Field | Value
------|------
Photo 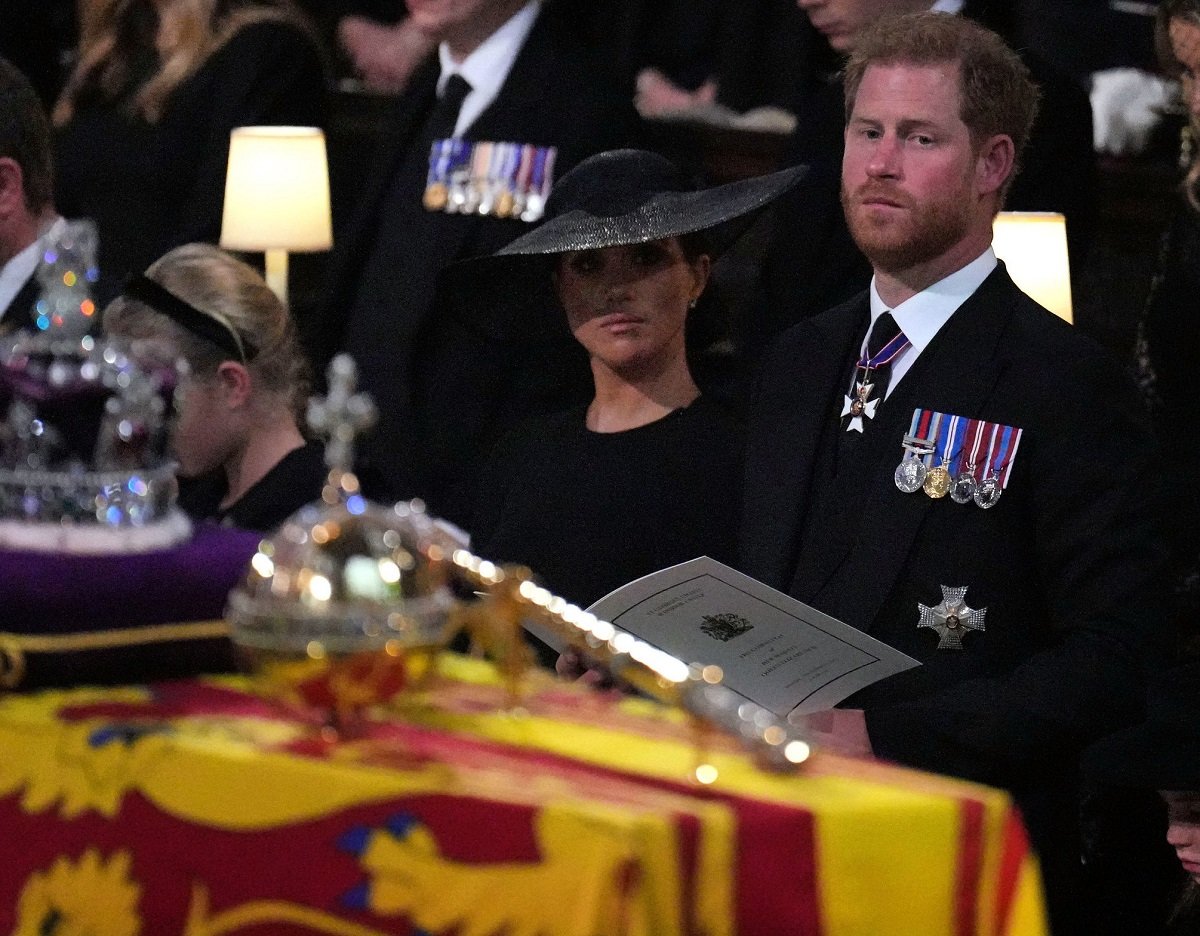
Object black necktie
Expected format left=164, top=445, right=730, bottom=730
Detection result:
left=862, top=310, right=902, bottom=403
left=427, top=73, right=473, bottom=140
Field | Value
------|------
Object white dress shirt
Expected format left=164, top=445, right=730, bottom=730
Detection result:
left=437, top=1, right=541, bottom=137
left=0, top=216, right=65, bottom=324
left=861, top=246, right=998, bottom=397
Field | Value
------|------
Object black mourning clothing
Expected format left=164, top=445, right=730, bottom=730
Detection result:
left=177, top=440, right=327, bottom=533
left=472, top=397, right=744, bottom=662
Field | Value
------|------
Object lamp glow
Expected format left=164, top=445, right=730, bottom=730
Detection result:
left=220, top=126, right=333, bottom=306
left=991, top=212, right=1073, bottom=324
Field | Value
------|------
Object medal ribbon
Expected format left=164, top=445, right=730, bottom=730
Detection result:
left=426, top=138, right=455, bottom=188
left=540, top=146, right=558, bottom=197
left=497, top=142, right=519, bottom=211
left=959, top=418, right=986, bottom=479
left=515, top=144, right=536, bottom=199
left=522, top=147, right=552, bottom=221
left=988, top=423, right=1022, bottom=488
left=471, top=142, right=492, bottom=185
left=938, top=413, right=967, bottom=469
left=856, top=329, right=911, bottom=373
left=905, top=408, right=937, bottom=459
left=909, top=410, right=948, bottom=467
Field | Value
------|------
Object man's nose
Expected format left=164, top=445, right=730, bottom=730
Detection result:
left=866, top=135, right=902, bottom=178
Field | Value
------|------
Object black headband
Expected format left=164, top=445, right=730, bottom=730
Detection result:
left=121, top=275, right=257, bottom=363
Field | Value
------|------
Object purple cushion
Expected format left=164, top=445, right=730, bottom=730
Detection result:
left=0, top=524, right=261, bottom=689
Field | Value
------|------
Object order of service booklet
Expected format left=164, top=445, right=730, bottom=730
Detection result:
left=524, top=556, right=919, bottom=720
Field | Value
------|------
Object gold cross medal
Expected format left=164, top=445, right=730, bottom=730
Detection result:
left=918, top=585, right=986, bottom=650
left=841, top=380, right=878, bottom=433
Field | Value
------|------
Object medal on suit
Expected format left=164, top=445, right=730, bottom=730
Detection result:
left=949, top=418, right=984, bottom=503
left=423, top=139, right=458, bottom=212
left=974, top=422, right=1020, bottom=509
left=974, top=475, right=1001, bottom=509
left=923, top=465, right=950, bottom=498
left=841, top=380, right=878, bottom=433
left=949, top=468, right=977, bottom=503
left=461, top=141, right=491, bottom=214
left=894, top=409, right=941, bottom=493
left=894, top=430, right=934, bottom=492
left=520, top=146, right=556, bottom=222
left=424, top=140, right=557, bottom=221
left=918, top=585, right=987, bottom=650
left=842, top=329, right=910, bottom=433
left=923, top=413, right=966, bottom=499
left=897, top=410, right=1023, bottom=507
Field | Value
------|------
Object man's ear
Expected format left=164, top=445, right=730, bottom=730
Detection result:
left=215, top=360, right=253, bottom=409
left=975, top=134, right=1015, bottom=198
left=0, top=158, right=24, bottom=218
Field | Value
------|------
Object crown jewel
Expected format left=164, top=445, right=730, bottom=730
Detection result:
left=0, top=221, right=188, bottom=552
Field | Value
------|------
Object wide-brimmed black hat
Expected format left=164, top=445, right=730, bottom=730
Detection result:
left=1084, top=658, right=1200, bottom=789
left=491, top=148, right=806, bottom=258
left=438, top=149, right=806, bottom=343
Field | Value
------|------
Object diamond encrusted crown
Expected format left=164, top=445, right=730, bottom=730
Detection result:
left=0, top=221, right=188, bottom=551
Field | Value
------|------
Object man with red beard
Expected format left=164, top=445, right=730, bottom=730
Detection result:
left=740, top=14, right=1166, bottom=934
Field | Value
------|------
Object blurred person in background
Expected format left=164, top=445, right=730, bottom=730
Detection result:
left=52, top=0, right=326, bottom=291
left=304, top=0, right=640, bottom=525
left=1134, top=0, right=1200, bottom=652
left=0, top=56, right=65, bottom=334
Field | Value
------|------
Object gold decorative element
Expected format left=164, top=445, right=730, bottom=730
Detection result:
left=0, top=635, right=26, bottom=689
left=0, top=621, right=229, bottom=691
left=0, top=620, right=229, bottom=655
left=353, top=808, right=651, bottom=935
left=184, top=884, right=389, bottom=936
left=922, top=465, right=951, bottom=499
left=12, top=848, right=142, bottom=936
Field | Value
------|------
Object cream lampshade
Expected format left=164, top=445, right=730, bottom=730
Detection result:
left=991, top=211, right=1073, bottom=324
left=220, top=126, right=333, bottom=306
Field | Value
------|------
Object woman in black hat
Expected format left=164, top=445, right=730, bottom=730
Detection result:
left=467, top=149, right=802, bottom=664
left=1084, top=659, right=1200, bottom=934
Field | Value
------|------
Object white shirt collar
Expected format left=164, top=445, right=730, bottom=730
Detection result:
left=864, top=246, right=997, bottom=395
left=437, top=0, right=540, bottom=137
left=930, top=0, right=965, bottom=12
left=0, top=216, right=65, bottom=324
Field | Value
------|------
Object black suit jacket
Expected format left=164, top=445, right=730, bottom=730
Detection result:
left=305, top=7, right=639, bottom=520
left=741, top=266, right=1167, bottom=925
left=0, top=272, right=39, bottom=337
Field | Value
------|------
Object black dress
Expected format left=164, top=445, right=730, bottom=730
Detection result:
left=471, top=396, right=745, bottom=619
left=177, top=440, right=327, bottom=532
left=53, top=15, right=325, bottom=288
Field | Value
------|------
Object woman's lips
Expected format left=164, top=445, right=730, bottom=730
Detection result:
left=595, top=312, right=643, bottom=331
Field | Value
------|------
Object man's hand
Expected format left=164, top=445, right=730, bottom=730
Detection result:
left=634, top=68, right=717, bottom=118
left=792, top=708, right=873, bottom=758
left=339, top=17, right=436, bottom=94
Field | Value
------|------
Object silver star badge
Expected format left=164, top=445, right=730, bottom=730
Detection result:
left=841, top=381, right=878, bottom=433
left=918, top=585, right=986, bottom=650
